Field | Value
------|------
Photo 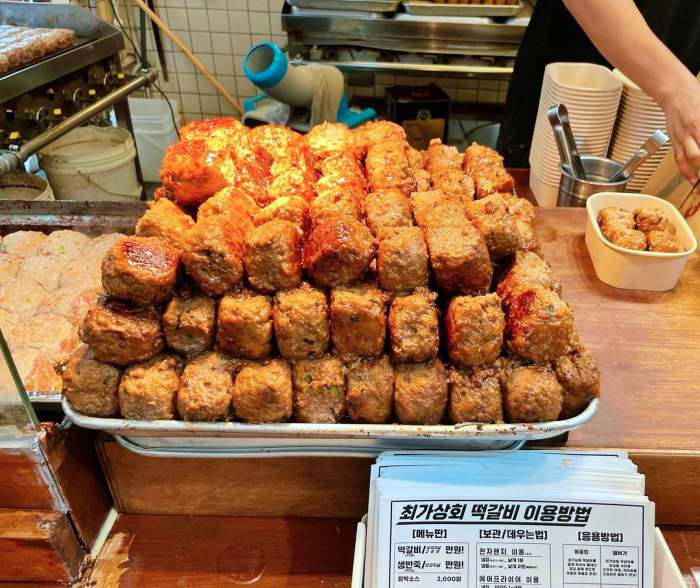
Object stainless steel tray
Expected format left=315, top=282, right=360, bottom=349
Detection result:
left=403, top=1, right=522, bottom=17
left=63, top=397, right=599, bottom=456
left=287, top=0, right=401, bottom=13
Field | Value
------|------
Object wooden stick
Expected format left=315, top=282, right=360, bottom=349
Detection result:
left=131, top=0, right=244, bottom=115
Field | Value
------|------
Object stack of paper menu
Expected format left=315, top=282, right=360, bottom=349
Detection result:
left=365, top=451, right=654, bottom=588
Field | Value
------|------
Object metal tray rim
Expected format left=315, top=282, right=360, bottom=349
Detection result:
left=402, top=0, right=523, bottom=18
left=62, top=397, right=598, bottom=440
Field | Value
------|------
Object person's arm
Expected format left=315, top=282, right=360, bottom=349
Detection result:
left=563, top=0, right=700, bottom=182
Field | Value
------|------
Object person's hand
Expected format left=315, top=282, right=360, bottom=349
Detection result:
left=660, top=76, right=700, bottom=184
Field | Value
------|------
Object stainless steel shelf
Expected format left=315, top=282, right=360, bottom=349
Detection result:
left=296, top=59, right=513, bottom=78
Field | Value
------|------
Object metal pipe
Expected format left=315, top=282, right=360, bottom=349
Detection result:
left=0, top=69, right=157, bottom=176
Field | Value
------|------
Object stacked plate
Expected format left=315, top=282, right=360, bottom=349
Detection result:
left=529, top=62, right=622, bottom=206
left=609, top=69, right=669, bottom=192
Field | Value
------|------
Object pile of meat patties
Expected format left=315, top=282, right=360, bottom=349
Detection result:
left=598, top=206, right=683, bottom=253
left=63, top=118, right=599, bottom=426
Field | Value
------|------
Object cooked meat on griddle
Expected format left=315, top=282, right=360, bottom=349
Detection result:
left=232, top=360, right=293, bottom=423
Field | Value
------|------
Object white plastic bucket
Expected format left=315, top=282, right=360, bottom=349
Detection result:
left=0, top=172, right=54, bottom=201
left=128, top=97, right=181, bottom=183
left=38, top=126, right=142, bottom=201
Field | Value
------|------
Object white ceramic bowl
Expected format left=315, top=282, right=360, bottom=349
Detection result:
left=585, top=193, right=698, bottom=291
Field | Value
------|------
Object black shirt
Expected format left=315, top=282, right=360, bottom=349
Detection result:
left=496, top=0, right=700, bottom=167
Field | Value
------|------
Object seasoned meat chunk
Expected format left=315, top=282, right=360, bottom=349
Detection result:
left=244, top=220, right=303, bottom=293
left=365, top=141, right=416, bottom=196
left=506, top=287, right=575, bottom=361
left=180, top=117, right=247, bottom=142
left=102, top=236, right=179, bottom=305
left=597, top=207, right=636, bottom=232
left=306, top=122, right=358, bottom=162
left=635, top=208, right=676, bottom=234
left=119, top=354, right=183, bottom=420
left=330, top=284, right=387, bottom=358
left=310, top=189, right=364, bottom=224
left=376, top=226, right=429, bottom=293
left=408, top=147, right=425, bottom=171
left=500, top=361, right=563, bottom=422
left=216, top=290, right=272, bottom=359
left=364, top=189, right=413, bottom=234
left=606, top=227, right=647, bottom=250
left=410, top=189, right=462, bottom=228
left=0, top=253, right=21, bottom=281
left=177, top=351, right=235, bottom=421
left=497, top=251, right=563, bottom=306
left=196, top=186, right=260, bottom=222
left=0, top=230, right=46, bottom=257
left=449, top=365, right=503, bottom=424
left=394, top=359, right=448, bottom=425
left=273, top=284, right=329, bottom=360
left=353, top=120, right=407, bottom=157
left=446, top=294, right=505, bottom=367
left=292, top=356, right=345, bottom=423
left=162, top=294, right=216, bottom=357
left=182, top=215, right=246, bottom=296
left=254, top=196, right=311, bottom=235
left=425, top=221, right=493, bottom=295
left=506, top=196, right=541, bottom=254
left=646, top=230, right=682, bottom=253
left=81, top=300, right=164, bottom=366
left=413, top=169, right=432, bottom=192
left=318, top=152, right=366, bottom=188
left=425, top=139, right=462, bottom=176
left=465, top=193, right=520, bottom=260
left=135, top=198, right=194, bottom=251
left=388, top=288, right=439, bottom=363
left=62, top=345, right=121, bottom=417
left=233, top=360, right=293, bottom=423
left=269, top=166, right=317, bottom=204
left=346, top=356, right=394, bottom=424
left=160, top=138, right=232, bottom=208
left=431, top=169, right=475, bottom=203
left=463, top=143, right=515, bottom=199
left=304, top=217, right=376, bottom=287
left=555, top=346, right=600, bottom=419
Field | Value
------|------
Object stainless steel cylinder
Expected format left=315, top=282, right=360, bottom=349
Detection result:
left=558, top=155, right=628, bottom=207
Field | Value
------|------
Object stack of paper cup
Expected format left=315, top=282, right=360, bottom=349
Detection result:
left=529, top=62, right=623, bottom=207
left=609, top=69, right=669, bottom=192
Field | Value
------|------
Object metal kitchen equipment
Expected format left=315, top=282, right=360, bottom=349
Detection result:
left=62, top=397, right=598, bottom=456
left=558, top=155, right=628, bottom=207
left=608, top=130, right=668, bottom=183
left=0, top=2, right=155, bottom=178
left=403, top=1, right=523, bottom=17
left=548, top=104, right=587, bottom=180
left=282, top=3, right=524, bottom=79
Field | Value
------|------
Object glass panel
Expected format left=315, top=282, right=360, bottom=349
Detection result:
left=0, top=328, right=39, bottom=438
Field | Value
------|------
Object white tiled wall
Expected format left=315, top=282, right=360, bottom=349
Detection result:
left=115, top=0, right=508, bottom=123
